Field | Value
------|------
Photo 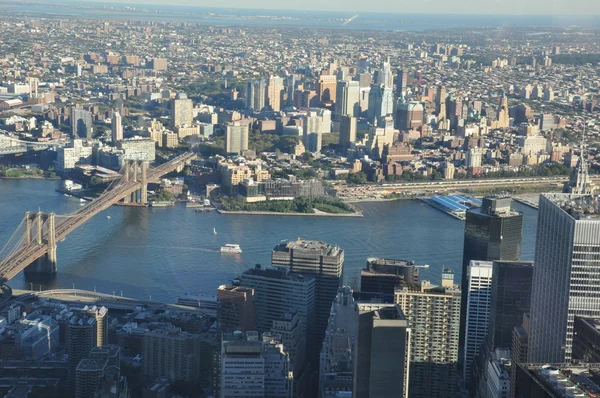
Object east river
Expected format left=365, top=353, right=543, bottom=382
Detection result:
left=0, top=179, right=538, bottom=303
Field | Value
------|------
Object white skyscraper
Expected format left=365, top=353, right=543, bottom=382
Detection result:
left=464, top=260, right=493, bottom=383
left=335, top=80, right=360, bottom=118
left=111, top=111, right=123, bottom=145
left=528, top=193, right=600, bottom=363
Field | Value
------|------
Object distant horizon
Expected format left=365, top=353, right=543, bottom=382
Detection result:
left=47, top=0, right=600, bottom=16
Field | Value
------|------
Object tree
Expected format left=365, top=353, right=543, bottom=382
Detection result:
left=347, top=171, right=367, bottom=184
left=89, top=176, right=103, bottom=187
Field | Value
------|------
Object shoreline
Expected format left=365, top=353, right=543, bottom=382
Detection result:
left=1, top=176, right=61, bottom=180
left=217, top=209, right=364, bottom=218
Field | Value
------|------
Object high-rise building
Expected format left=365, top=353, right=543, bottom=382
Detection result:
left=395, top=270, right=461, bottom=398
left=302, top=108, right=331, bottom=153
left=354, top=303, right=411, bottom=398
left=361, top=257, right=419, bottom=296
left=246, top=79, right=266, bottom=112
left=367, top=84, right=383, bottom=119
left=335, top=80, right=360, bottom=118
left=319, top=287, right=356, bottom=398
left=272, top=239, right=344, bottom=357
left=436, top=86, right=447, bottom=120
left=170, top=92, right=193, bottom=128
left=396, top=69, right=408, bottom=97
left=111, top=110, right=123, bottom=145
left=225, top=121, right=249, bottom=154
left=267, top=75, right=285, bottom=111
left=466, top=148, right=483, bottom=169
left=239, top=265, right=315, bottom=359
left=317, top=74, right=337, bottom=103
left=216, top=285, right=256, bottom=333
left=395, top=101, right=424, bottom=131
left=510, top=314, right=530, bottom=398
left=75, top=345, right=122, bottom=398
left=488, top=261, right=533, bottom=350
left=573, top=317, right=600, bottom=363
left=464, top=260, right=494, bottom=384
left=220, top=331, right=293, bottom=398
left=528, top=193, right=600, bottom=363
left=272, top=312, right=309, bottom=398
left=339, top=115, right=357, bottom=148
left=287, top=75, right=297, bottom=107
left=460, top=197, right=523, bottom=359
left=67, top=306, right=108, bottom=384
left=71, top=107, right=93, bottom=138
left=142, top=328, right=202, bottom=382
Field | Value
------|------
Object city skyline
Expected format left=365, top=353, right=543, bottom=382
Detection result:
left=66, top=0, right=600, bottom=16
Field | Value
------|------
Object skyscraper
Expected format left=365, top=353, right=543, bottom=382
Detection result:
left=361, top=257, right=419, bottom=296
left=464, top=261, right=494, bottom=384
left=216, top=285, right=257, bottom=333
left=246, top=79, right=266, bottom=112
left=272, top=239, right=344, bottom=357
left=488, top=261, right=533, bottom=350
left=394, top=270, right=461, bottom=398
left=220, top=331, right=293, bottom=398
left=335, top=80, right=360, bottom=118
left=319, top=287, right=356, bottom=398
left=71, top=106, right=93, bottom=138
left=225, top=122, right=249, bottom=154
left=302, top=108, right=331, bottom=153
left=354, top=303, right=411, bottom=398
left=267, top=75, right=284, bottom=111
left=111, top=110, right=123, bottom=145
left=528, top=193, right=600, bottom=363
left=396, top=69, right=408, bottom=97
left=339, top=114, right=357, bottom=148
left=460, top=197, right=523, bottom=359
left=395, top=101, right=424, bottom=131
left=142, top=328, right=202, bottom=382
left=317, top=74, right=337, bottom=104
left=170, top=92, right=193, bottom=128
left=67, top=306, right=108, bottom=385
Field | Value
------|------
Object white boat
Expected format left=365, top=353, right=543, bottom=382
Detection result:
left=79, top=198, right=86, bottom=202
left=106, top=215, right=111, bottom=219
left=220, top=244, right=242, bottom=254
left=213, top=227, right=217, bottom=235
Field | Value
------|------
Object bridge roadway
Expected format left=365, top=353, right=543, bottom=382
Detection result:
left=0, top=152, right=196, bottom=282
left=8, top=288, right=209, bottom=315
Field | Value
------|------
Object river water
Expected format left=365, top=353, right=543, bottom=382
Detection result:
left=0, top=179, right=538, bottom=302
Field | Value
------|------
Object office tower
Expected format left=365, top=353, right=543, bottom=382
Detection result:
left=317, top=74, right=337, bottom=103
left=67, top=306, right=108, bottom=383
left=483, top=349, right=512, bottom=398
left=435, top=86, right=447, bottom=119
left=216, top=285, right=257, bottom=333
left=246, top=79, right=267, bottom=112
left=510, top=314, right=530, bottom=398
left=380, top=87, right=395, bottom=117
left=395, top=101, right=424, bottom=130
left=573, top=317, right=600, bottom=362
left=220, top=331, right=293, bottom=398
left=367, top=84, right=383, bottom=119
left=142, top=328, right=202, bottom=382
left=239, top=265, right=315, bottom=362
left=272, top=239, right=344, bottom=356
left=339, top=115, right=357, bottom=148
left=302, top=108, right=331, bottom=153
left=361, top=257, right=419, bottom=296
left=319, top=287, right=356, bottom=398
left=354, top=303, right=411, bottom=398
left=225, top=122, right=249, bottom=154
left=335, top=80, right=360, bottom=118
left=396, top=69, right=408, bottom=97
left=488, top=261, right=533, bottom=350
left=71, top=106, right=93, bottom=138
left=170, top=92, right=193, bottom=128
left=378, top=58, right=394, bottom=89
left=111, top=110, right=123, bottom=145
left=267, top=75, right=284, bottom=111
left=460, top=197, right=523, bottom=358
left=287, top=75, right=296, bottom=107
left=528, top=193, right=600, bottom=363
left=464, top=260, right=494, bottom=383
left=272, top=313, right=309, bottom=398
left=497, top=95, right=510, bottom=128
left=358, top=72, right=372, bottom=88
left=395, top=270, right=461, bottom=398
left=359, top=86, right=371, bottom=116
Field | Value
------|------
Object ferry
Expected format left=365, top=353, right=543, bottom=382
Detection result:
left=220, top=244, right=242, bottom=254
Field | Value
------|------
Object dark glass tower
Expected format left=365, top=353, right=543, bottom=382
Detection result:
left=488, top=261, right=533, bottom=349
left=459, top=197, right=523, bottom=362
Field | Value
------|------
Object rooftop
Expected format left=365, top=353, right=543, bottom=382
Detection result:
left=76, top=358, right=106, bottom=372
left=545, top=193, right=600, bottom=220
left=274, top=238, right=342, bottom=257
left=242, top=265, right=314, bottom=283
left=524, top=364, right=600, bottom=397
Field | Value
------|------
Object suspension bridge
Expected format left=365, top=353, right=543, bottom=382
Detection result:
left=0, top=132, right=67, bottom=155
left=0, top=152, right=196, bottom=283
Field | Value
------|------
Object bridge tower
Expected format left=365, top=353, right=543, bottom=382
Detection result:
left=23, top=211, right=57, bottom=275
left=122, top=160, right=149, bottom=205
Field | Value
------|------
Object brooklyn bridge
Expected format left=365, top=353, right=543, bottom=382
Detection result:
left=0, top=152, right=195, bottom=283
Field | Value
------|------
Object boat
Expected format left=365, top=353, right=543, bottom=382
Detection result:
left=106, top=215, right=111, bottom=219
left=220, top=244, right=242, bottom=254
left=213, top=227, right=217, bottom=235
left=79, top=198, right=86, bottom=202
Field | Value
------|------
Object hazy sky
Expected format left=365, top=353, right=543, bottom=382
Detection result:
left=83, top=0, right=600, bottom=15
